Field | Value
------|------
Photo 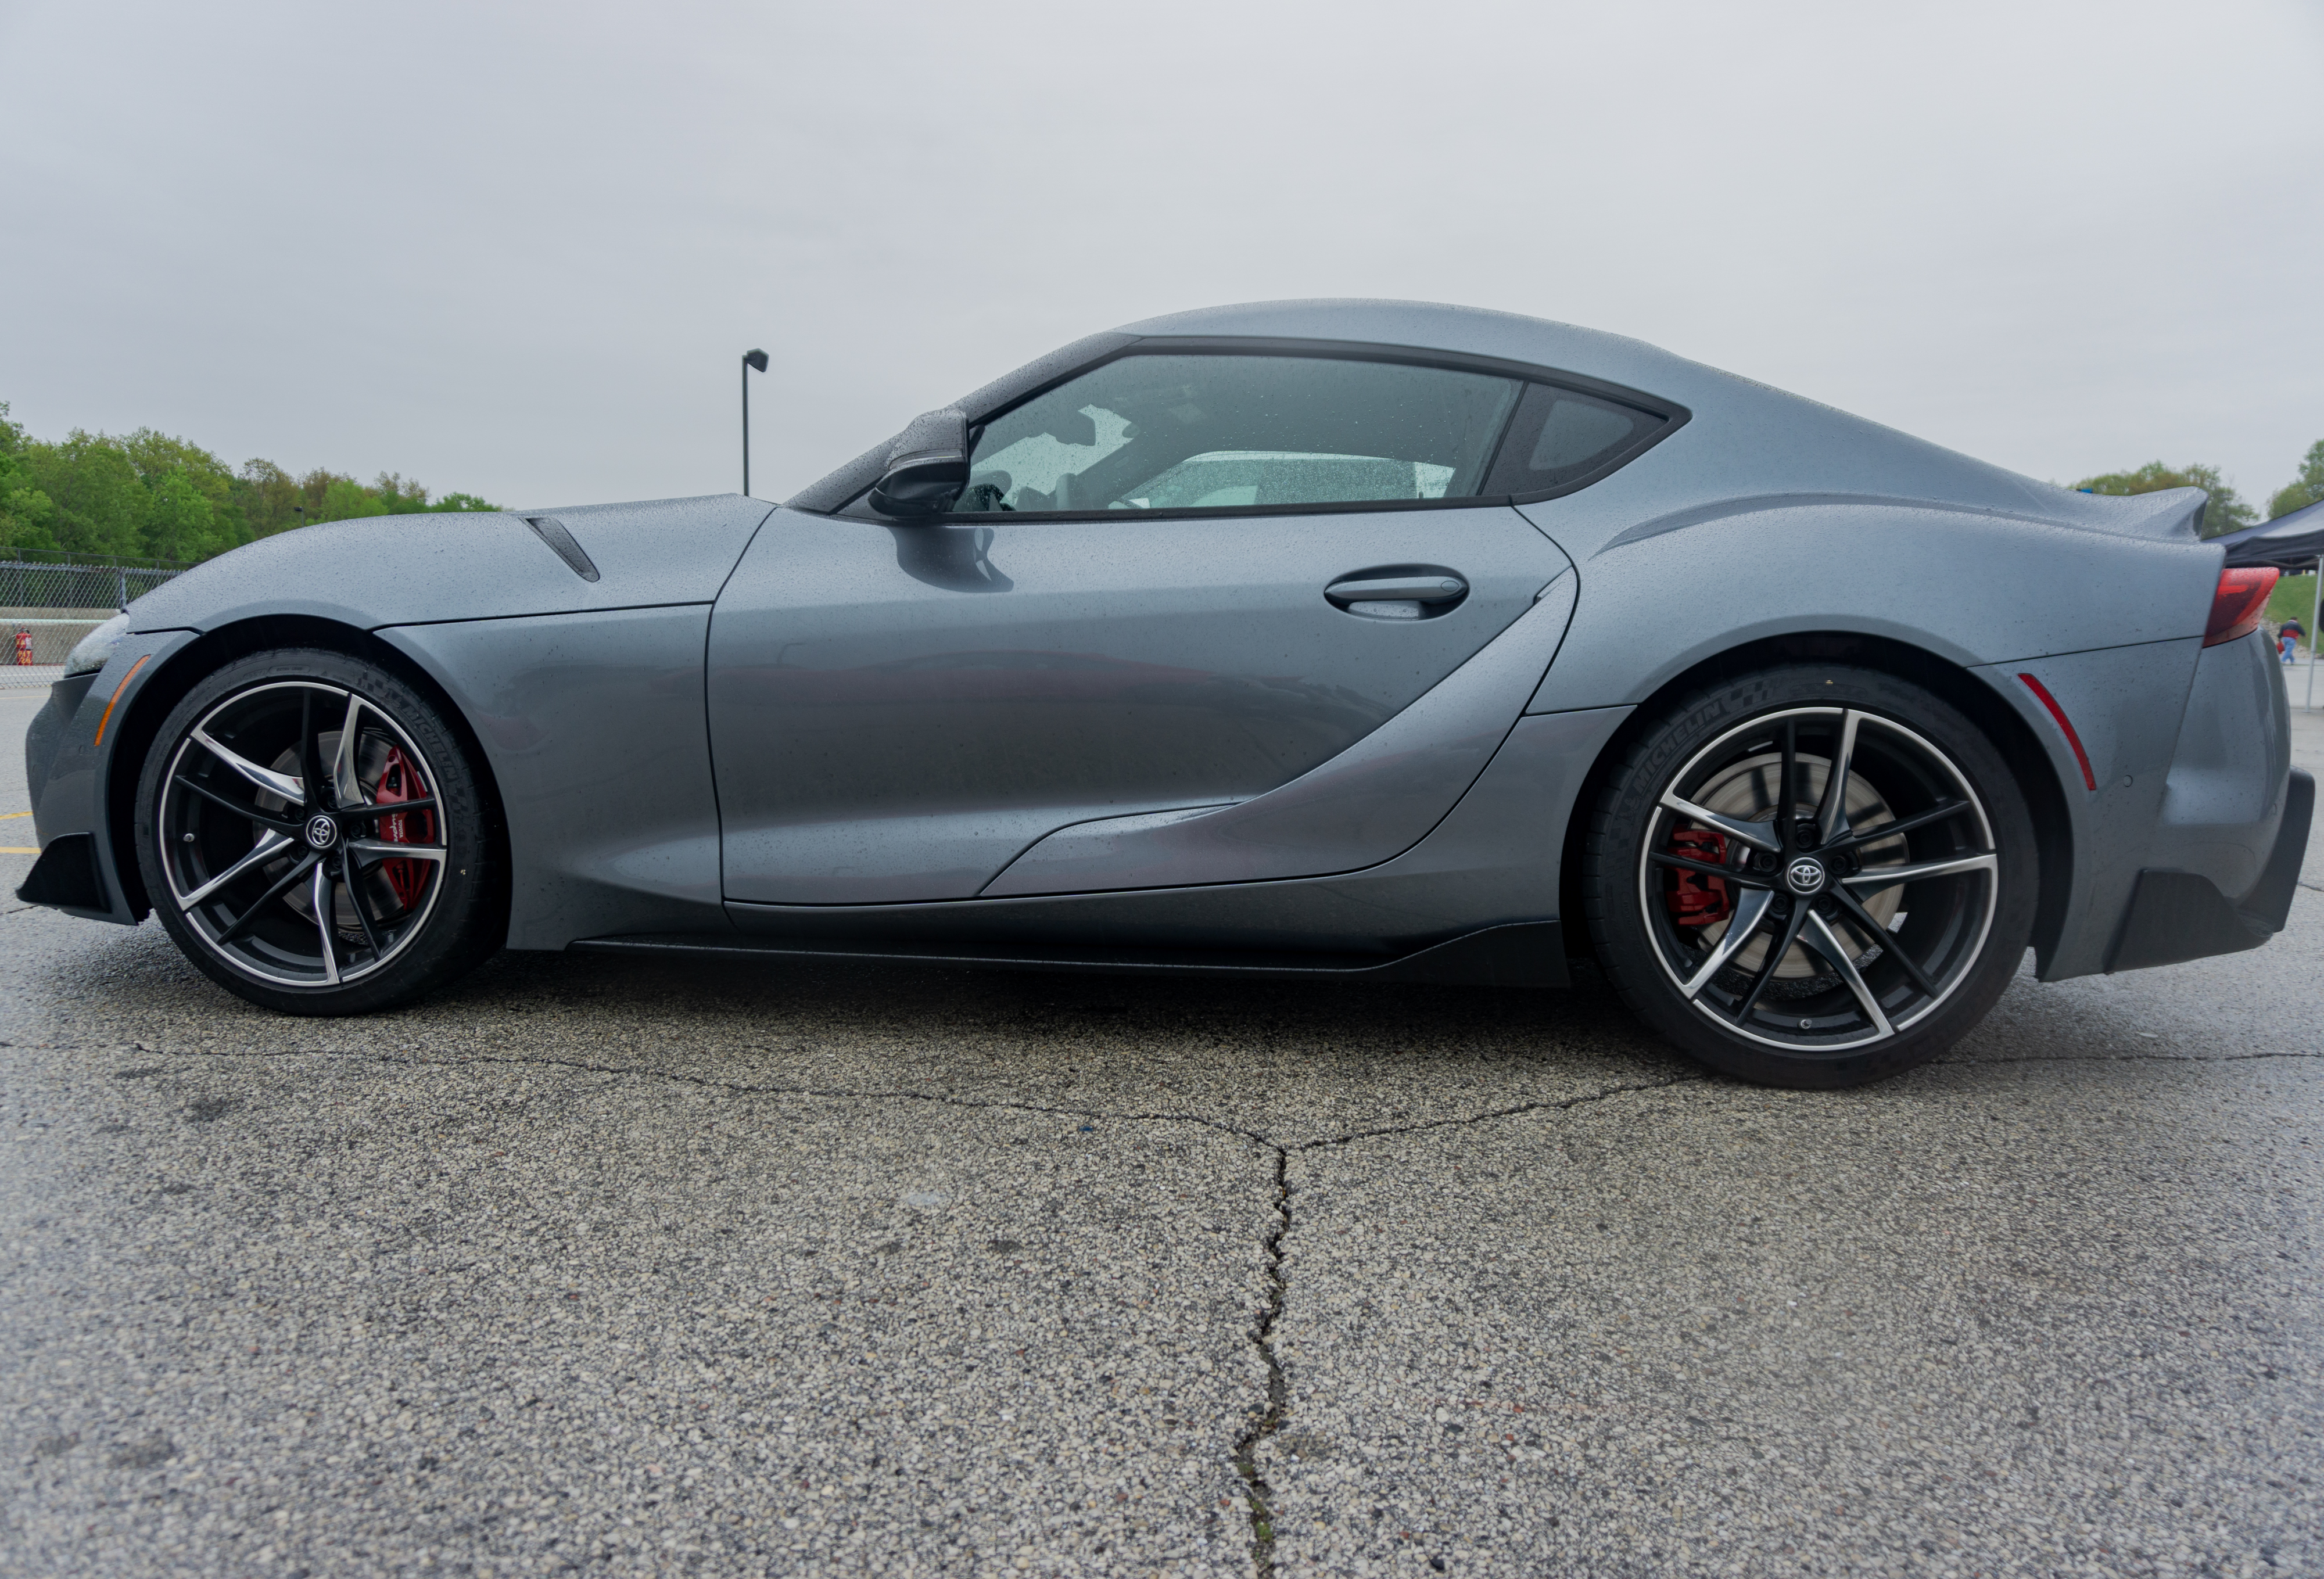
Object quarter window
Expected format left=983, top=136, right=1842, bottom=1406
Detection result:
left=1479, top=383, right=1661, bottom=497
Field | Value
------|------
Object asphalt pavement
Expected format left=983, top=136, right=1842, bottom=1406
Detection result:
left=1, top=688, right=2317, bottom=1578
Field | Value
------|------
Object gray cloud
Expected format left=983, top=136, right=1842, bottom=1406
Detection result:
left=3, top=0, right=2319, bottom=510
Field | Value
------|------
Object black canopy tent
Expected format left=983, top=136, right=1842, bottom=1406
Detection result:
left=2215, top=497, right=2324, bottom=572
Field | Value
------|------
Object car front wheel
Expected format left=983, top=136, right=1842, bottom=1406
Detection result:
left=1584, top=665, right=2037, bottom=1088
left=134, top=648, right=503, bottom=1015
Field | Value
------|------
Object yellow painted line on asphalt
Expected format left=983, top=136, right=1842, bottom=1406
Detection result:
left=0, top=848, right=38, bottom=855
left=1, top=810, right=30, bottom=819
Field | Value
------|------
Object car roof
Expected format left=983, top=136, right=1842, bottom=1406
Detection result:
left=791, top=299, right=2207, bottom=546
left=1115, top=299, right=1701, bottom=400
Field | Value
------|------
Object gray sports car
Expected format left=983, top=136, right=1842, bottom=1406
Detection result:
left=19, top=300, right=2310, bottom=1088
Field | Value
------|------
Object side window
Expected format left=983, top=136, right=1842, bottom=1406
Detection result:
left=948, top=354, right=1522, bottom=515
left=1480, top=383, right=1663, bottom=497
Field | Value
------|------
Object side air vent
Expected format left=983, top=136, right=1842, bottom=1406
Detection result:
left=524, top=515, right=601, bottom=582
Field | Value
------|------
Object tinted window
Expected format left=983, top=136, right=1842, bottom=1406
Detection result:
left=1480, top=383, right=1661, bottom=496
left=948, top=354, right=1522, bottom=515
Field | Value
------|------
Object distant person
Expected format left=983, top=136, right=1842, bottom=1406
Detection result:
left=2279, top=619, right=2304, bottom=664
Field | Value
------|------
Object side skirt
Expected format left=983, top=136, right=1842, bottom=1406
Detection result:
left=568, top=920, right=1568, bottom=989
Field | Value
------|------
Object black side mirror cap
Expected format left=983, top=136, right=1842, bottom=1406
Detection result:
left=868, top=408, right=970, bottom=518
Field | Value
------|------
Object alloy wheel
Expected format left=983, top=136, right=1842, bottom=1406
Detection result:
left=1635, top=705, right=1999, bottom=1054
left=156, top=680, right=448, bottom=989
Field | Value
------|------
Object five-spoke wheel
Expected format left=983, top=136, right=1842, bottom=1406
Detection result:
left=1587, top=666, right=2036, bottom=1088
left=135, top=649, right=502, bottom=1014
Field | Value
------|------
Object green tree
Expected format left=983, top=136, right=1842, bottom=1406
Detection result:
left=2269, top=440, right=2324, bottom=519
left=0, top=404, right=60, bottom=551
left=144, top=471, right=224, bottom=561
left=2, top=398, right=498, bottom=558
left=318, top=475, right=387, bottom=523
left=300, top=471, right=500, bottom=521
left=2075, top=461, right=2256, bottom=539
left=121, top=427, right=236, bottom=503
left=24, top=431, right=151, bottom=556
left=119, top=428, right=252, bottom=557
left=231, top=458, right=304, bottom=536
left=374, top=472, right=431, bottom=514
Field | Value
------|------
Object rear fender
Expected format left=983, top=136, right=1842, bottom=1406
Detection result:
left=1522, top=499, right=2219, bottom=719
left=1974, top=638, right=2204, bottom=980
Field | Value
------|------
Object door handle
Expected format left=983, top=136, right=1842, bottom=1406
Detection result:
left=1325, top=573, right=1468, bottom=604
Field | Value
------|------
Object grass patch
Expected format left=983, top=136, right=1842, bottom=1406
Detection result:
left=2270, top=572, right=2319, bottom=631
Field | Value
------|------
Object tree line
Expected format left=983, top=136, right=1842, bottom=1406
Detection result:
left=5, top=395, right=2320, bottom=568
left=0, top=401, right=497, bottom=566
left=2076, top=440, right=2324, bottom=536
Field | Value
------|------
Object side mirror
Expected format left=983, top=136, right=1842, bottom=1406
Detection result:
left=868, top=408, right=970, bottom=518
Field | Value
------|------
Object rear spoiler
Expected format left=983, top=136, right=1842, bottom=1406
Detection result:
left=2063, top=486, right=2209, bottom=543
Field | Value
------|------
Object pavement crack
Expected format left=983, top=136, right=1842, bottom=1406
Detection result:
left=1216, top=1074, right=1695, bottom=1576
left=1230, top=1145, right=1291, bottom=1576
left=82, top=1045, right=1705, bottom=1152
left=64, top=1045, right=1695, bottom=1578
left=1287, top=1071, right=1707, bottom=1154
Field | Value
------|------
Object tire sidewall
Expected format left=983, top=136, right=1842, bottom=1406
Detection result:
left=134, top=647, right=500, bottom=1015
left=1586, top=665, right=2037, bottom=1089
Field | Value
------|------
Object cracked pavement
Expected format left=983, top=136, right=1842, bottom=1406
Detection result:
left=1, top=694, right=2319, bottom=1577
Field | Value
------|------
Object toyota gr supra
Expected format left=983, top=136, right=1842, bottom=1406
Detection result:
left=17, top=301, right=2311, bottom=1087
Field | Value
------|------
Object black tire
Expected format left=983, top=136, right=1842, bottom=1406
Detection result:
left=1583, top=664, right=2036, bottom=1089
left=134, top=648, right=504, bottom=1015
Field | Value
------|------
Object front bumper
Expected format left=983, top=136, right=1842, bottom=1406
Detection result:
left=16, top=630, right=195, bottom=924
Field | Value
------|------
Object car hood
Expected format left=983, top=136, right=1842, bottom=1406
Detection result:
left=127, top=494, right=774, bottom=634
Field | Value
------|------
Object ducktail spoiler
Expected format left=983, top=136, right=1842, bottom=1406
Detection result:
left=2065, top=486, right=2210, bottom=543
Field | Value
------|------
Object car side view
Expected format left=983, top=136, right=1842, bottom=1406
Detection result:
left=18, top=300, right=2311, bottom=1088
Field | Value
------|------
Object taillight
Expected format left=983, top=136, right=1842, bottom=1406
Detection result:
left=2203, top=566, right=2278, bottom=648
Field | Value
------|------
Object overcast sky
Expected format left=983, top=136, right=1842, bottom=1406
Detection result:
left=3, top=0, right=2319, bottom=512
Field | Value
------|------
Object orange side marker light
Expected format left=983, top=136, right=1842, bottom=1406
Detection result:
left=94, top=654, right=151, bottom=748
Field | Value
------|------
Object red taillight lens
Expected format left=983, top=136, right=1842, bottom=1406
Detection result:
left=2203, top=566, right=2278, bottom=648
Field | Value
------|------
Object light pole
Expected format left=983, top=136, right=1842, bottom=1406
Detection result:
left=742, top=348, right=769, bottom=496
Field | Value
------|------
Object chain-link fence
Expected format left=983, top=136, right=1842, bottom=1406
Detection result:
left=0, top=552, right=190, bottom=691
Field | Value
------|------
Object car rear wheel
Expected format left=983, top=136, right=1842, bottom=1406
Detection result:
left=134, top=648, right=503, bottom=1015
left=1583, top=665, right=2036, bottom=1088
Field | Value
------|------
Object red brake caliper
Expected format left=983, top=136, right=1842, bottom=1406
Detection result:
left=371, top=746, right=436, bottom=911
left=1665, top=827, right=1731, bottom=926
